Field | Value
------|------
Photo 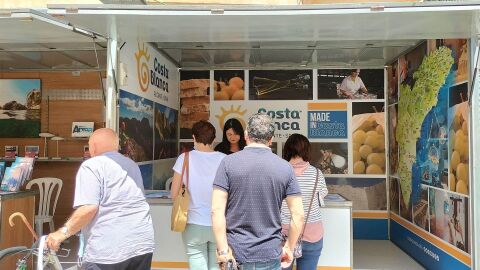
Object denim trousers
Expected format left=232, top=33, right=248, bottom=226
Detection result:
left=240, top=260, right=281, bottom=270
left=182, top=224, right=219, bottom=270
left=283, top=238, right=323, bottom=270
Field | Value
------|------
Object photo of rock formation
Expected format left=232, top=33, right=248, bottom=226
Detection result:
left=119, top=90, right=154, bottom=162
left=0, top=79, right=41, bottom=137
left=325, top=177, right=387, bottom=211
left=154, top=103, right=178, bottom=160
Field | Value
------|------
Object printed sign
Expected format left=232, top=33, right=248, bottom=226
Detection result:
left=72, top=122, right=94, bottom=137
left=4, top=146, right=18, bottom=158
left=210, top=101, right=307, bottom=141
left=307, top=103, right=348, bottom=139
left=119, top=42, right=179, bottom=110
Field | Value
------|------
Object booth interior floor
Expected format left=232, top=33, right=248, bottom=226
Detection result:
left=353, top=240, right=425, bottom=270
left=57, top=238, right=425, bottom=270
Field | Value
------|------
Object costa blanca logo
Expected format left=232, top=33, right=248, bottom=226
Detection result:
left=215, top=105, right=247, bottom=129
left=135, top=44, right=150, bottom=92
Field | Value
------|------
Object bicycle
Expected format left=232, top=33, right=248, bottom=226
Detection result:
left=0, top=212, right=72, bottom=270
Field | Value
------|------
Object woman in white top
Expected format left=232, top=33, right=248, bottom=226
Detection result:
left=339, top=69, right=368, bottom=98
left=171, top=121, right=226, bottom=270
left=281, top=133, right=328, bottom=270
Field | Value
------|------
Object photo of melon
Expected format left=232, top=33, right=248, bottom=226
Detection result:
left=448, top=98, right=469, bottom=195
left=214, top=70, right=245, bottom=101
left=352, top=102, right=386, bottom=175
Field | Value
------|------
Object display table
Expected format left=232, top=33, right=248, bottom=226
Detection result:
left=0, top=191, right=36, bottom=269
left=148, top=193, right=352, bottom=270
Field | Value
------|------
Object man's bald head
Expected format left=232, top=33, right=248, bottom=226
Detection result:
left=88, top=128, right=120, bottom=157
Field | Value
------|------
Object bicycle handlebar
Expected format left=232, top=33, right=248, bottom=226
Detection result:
left=0, top=246, right=28, bottom=261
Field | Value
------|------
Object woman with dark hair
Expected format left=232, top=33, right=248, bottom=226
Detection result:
left=214, top=118, right=246, bottom=155
left=171, top=120, right=226, bottom=270
left=281, top=133, right=328, bottom=270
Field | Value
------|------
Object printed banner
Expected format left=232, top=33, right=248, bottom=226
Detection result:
left=119, top=42, right=179, bottom=110
left=210, top=101, right=307, bottom=142
left=307, top=103, right=348, bottom=139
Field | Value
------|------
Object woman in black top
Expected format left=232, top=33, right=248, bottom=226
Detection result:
left=214, top=118, right=246, bottom=155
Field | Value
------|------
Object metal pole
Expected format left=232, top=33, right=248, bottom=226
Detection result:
left=105, top=17, right=118, bottom=131
left=471, top=37, right=480, bottom=270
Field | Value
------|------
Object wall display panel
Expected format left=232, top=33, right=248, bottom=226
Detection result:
left=154, top=103, right=178, bottom=160
left=0, top=79, right=41, bottom=138
left=310, top=142, right=348, bottom=175
left=119, top=89, right=154, bottom=162
left=152, top=159, right=176, bottom=191
left=249, top=70, right=313, bottom=100
left=392, top=39, right=472, bottom=268
left=387, top=62, right=398, bottom=104
left=428, top=188, right=469, bottom=253
left=213, top=70, right=245, bottom=101
left=325, top=177, right=386, bottom=211
left=180, top=71, right=210, bottom=139
left=318, top=69, right=384, bottom=100
left=390, top=177, right=400, bottom=215
left=389, top=104, right=399, bottom=175
left=139, top=163, right=153, bottom=190
left=352, top=102, right=386, bottom=175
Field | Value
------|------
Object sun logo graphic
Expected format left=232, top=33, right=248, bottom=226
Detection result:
left=215, top=105, right=248, bottom=130
left=135, top=43, right=150, bottom=92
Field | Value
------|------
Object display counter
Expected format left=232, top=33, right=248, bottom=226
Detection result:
left=0, top=190, right=37, bottom=269
left=148, top=193, right=352, bottom=270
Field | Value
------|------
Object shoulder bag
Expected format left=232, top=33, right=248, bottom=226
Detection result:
left=292, top=168, right=320, bottom=258
left=171, top=151, right=190, bottom=232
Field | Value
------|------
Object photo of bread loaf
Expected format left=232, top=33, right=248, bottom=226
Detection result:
left=214, top=70, right=245, bottom=101
left=180, top=71, right=210, bottom=139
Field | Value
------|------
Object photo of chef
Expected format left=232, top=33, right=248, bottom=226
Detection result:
left=352, top=102, right=386, bottom=175
left=387, top=62, right=398, bottom=104
left=180, top=71, right=210, bottom=139
left=413, top=185, right=429, bottom=231
left=214, top=70, right=245, bottom=101
left=389, top=177, right=400, bottom=215
left=436, top=39, right=468, bottom=83
left=318, top=69, right=384, bottom=100
left=325, top=177, right=387, bottom=211
left=429, top=188, right=469, bottom=253
left=249, top=70, right=313, bottom=100
left=398, top=42, right=427, bottom=88
left=310, top=143, right=348, bottom=175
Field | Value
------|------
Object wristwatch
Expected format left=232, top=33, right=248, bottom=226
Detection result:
left=217, top=248, right=229, bottom=256
left=60, top=226, right=70, bottom=238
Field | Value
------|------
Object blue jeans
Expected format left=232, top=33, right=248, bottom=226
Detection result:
left=182, top=224, right=219, bottom=270
left=240, top=260, right=281, bottom=270
left=283, top=238, right=323, bottom=270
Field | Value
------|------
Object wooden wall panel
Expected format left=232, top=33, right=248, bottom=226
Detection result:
left=0, top=72, right=104, bottom=233
left=0, top=195, right=35, bottom=269
left=0, top=72, right=104, bottom=157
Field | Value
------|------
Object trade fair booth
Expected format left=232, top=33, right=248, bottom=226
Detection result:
left=0, top=2, right=479, bottom=270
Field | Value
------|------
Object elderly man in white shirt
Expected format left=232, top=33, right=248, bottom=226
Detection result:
left=338, top=69, right=368, bottom=98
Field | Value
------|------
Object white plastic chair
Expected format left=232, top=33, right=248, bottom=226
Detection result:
left=26, top=177, right=63, bottom=237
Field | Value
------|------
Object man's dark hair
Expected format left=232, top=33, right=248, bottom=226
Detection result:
left=283, top=133, right=311, bottom=162
left=192, top=120, right=216, bottom=145
left=246, top=113, right=275, bottom=144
